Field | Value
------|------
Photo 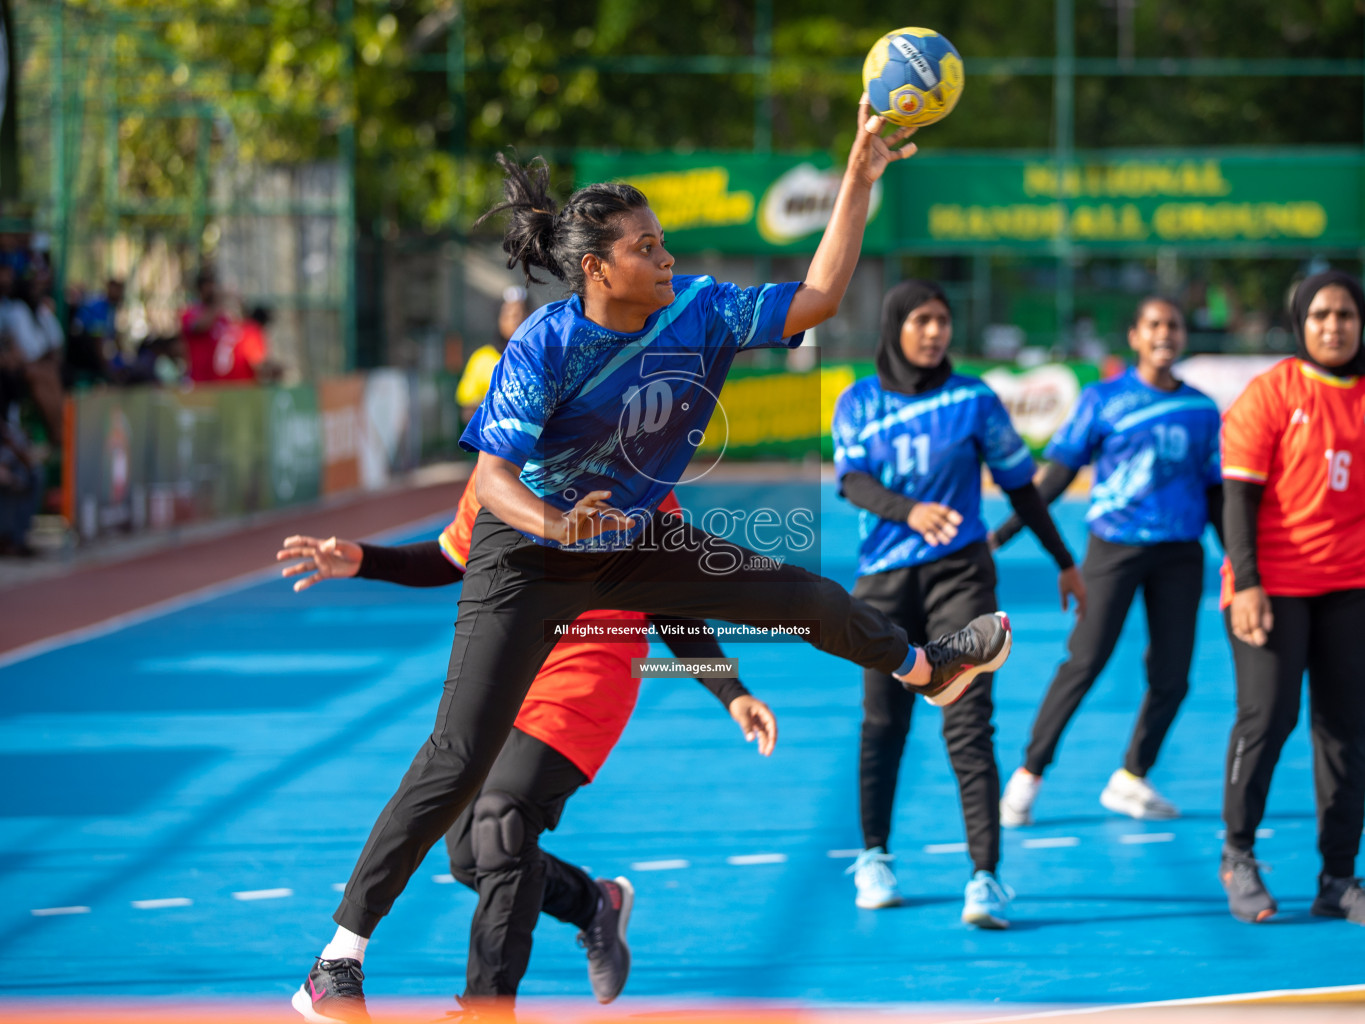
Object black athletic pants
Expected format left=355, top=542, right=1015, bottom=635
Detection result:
left=853, top=542, right=1000, bottom=873
left=1023, top=534, right=1204, bottom=778
left=443, top=726, right=597, bottom=999
left=1223, top=588, right=1365, bottom=877
left=334, top=508, right=910, bottom=936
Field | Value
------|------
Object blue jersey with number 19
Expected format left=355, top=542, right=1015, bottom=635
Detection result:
left=1045, top=368, right=1222, bottom=545
left=832, top=373, right=1036, bottom=576
left=459, top=274, right=804, bottom=550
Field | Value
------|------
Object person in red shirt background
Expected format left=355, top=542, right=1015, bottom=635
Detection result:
left=277, top=466, right=776, bottom=1020
left=1218, top=270, right=1365, bottom=927
left=182, top=268, right=278, bottom=383
left=181, top=267, right=234, bottom=383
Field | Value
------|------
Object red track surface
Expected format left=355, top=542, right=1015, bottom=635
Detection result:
left=0, top=478, right=469, bottom=658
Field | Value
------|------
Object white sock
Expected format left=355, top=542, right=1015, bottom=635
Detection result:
left=320, top=926, right=369, bottom=965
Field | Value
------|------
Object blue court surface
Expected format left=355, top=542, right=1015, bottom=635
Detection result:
left=1, top=483, right=1361, bottom=1011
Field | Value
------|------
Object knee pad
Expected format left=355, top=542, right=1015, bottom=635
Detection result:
left=470, top=790, right=533, bottom=873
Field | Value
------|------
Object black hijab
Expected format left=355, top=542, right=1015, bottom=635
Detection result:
left=1291, top=270, right=1365, bottom=378
left=876, top=279, right=954, bottom=395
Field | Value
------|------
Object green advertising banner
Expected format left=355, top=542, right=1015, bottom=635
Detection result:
left=267, top=386, right=323, bottom=507
left=573, top=152, right=892, bottom=254
left=575, top=149, right=1365, bottom=253
left=899, top=151, right=1364, bottom=250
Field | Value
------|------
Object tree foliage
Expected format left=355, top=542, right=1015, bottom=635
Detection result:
left=27, top=0, right=1365, bottom=240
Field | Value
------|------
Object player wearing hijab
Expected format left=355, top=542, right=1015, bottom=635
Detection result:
left=1218, top=270, right=1365, bottom=926
left=280, top=469, right=776, bottom=1017
left=995, top=298, right=1224, bottom=826
left=833, top=280, right=1082, bottom=928
left=291, top=99, right=1014, bottom=1022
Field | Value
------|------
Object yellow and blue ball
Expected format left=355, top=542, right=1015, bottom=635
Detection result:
left=862, top=27, right=964, bottom=128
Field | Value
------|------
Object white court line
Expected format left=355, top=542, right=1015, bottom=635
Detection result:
left=0, top=507, right=458, bottom=670
left=1118, top=833, right=1175, bottom=845
left=1216, top=827, right=1276, bottom=839
left=726, top=853, right=787, bottom=866
left=630, top=859, right=690, bottom=871
left=951, top=982, right=1365, bottom=1023
left=31, top=906, right=90, bottom=917
left=925, top=842, right=969, bottom=855
left=432, top=874, right=456, bottom=884
left=827, top=849, right=862, bottom=858
left=1022, top=836, right=1081, bottom=849
left=331, top=883, right=347, bottom=892
left=232, top=888, right=293, bottom=901
left=131, top=897, right=193, bottom=909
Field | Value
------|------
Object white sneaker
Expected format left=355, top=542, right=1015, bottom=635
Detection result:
left=847, top=847, right=903, bottom=909
left=999, top=768, right=1041, bottom=828
left=1100, top=768, right=1179, bottom=820
left=962, top=870, right=1014, bottom=929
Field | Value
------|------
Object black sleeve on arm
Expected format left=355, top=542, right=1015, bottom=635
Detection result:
left=647, top=614, right=750, bottom=708
left=1223, top=479, right=1264, bottom=591
left=840, top=470, right=918, bottom=524
left=1002, top=483, right=1075, bottom=570
left=1205, top=483, right=1227, bottom=550
left=992, top=461, right=1079, bottom=549
left=356, top=541, right=464, bottom=588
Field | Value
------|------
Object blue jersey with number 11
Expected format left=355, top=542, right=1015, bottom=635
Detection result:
left=1046, top=368, right=1222, bottom=545
left=832, top=374, right=1036, bottom=576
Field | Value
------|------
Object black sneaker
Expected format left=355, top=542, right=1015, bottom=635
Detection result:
left=1219, top=847, right=1276, bottom=923
left=1312, top=874, right=1365, bottom=925
left=291, top=957, right=370, bottom=1023
left=901, top=612, right=1012, bottom=706
left=577, top=876, right=633, bottom=1004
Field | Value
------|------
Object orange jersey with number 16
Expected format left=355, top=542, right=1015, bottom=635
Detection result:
left=1221, top=358, right=1365, bottom=602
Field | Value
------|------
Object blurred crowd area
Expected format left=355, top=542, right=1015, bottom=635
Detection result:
left=0, top=228, right=283, bottom=559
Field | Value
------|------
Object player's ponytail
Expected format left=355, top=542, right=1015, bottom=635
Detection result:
left=478, top=152, right=650, bottom=298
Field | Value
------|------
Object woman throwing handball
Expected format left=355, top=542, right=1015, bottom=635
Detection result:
left=1218, top=270, right=1365, bottom=926
left=995, top=297, right=1224, bottom=827
left=833, top=280, right=1082, bottom=928
left=291, top=98, right=1013, bottom=1022
left=281, top=467, right=776, bottom=1014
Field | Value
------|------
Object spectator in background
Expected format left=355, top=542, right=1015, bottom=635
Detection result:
left=66, top=277, right=125, bottom=388
left=457, top=285, right=528, bottom=420
left=181, top=266, right=234, bottom=384
left=233, top=305, right=282, bottom=383
left=0, top=329, right=43, bottom=557
left=0, top=266, right=65, bottom=444
left=0, top=231, right=32, bottom=281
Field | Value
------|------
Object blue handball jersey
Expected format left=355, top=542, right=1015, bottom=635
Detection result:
left=459, top=274, right=803, bottom=550
left=1045, top=368, right=1222, bottom=545
left=832, top=374, right=1036, bottom=576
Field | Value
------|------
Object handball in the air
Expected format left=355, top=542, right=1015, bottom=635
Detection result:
left=862, top=27, right=964, bottom=128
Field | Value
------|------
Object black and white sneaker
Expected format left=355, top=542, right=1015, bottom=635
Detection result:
left=577, top=876, right=633, bottom=1004
left=1312, top=874, right=1365, bottom=925
left=1219, top=847, right=1276, bottom=923
left=901, top=612, right=1012, bottom=707
left=291, top=957, right=370, bottom=1023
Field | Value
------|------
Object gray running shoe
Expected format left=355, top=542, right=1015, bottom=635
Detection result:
left=1312, top=874, right=1365, bottom=925
left=577, top=876, right=633, bottom=1004
left=1219, top=847, right=1277, bottom=923
left=902, top=612, right=1012, bottom=707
